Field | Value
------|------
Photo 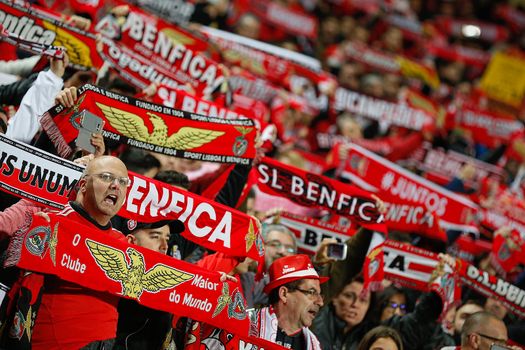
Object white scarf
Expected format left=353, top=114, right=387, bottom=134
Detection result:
left=248, top=306, right=322, bottom=350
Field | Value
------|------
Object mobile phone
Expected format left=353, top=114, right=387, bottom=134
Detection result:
left=490, top=344, right=511, bottom=350
left=327, top=243, right=348, bottom=260
left=75, top=110, right=104, bottom=153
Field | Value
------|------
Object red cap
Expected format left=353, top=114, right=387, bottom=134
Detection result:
left=263, top=255, right=329, bottom=294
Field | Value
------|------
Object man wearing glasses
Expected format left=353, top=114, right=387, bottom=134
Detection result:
left=458, top=311, right=521, bottom=350
left=240, top=224, right=298, bottom=307
left=248, top=254, right=327, bottom=350
left=29, top=155, right=131, bottom=350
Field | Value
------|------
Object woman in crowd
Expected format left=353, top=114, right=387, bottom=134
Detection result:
left=357, top=326, right=404, bottom=350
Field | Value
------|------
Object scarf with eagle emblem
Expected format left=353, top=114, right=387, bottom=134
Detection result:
left=0, top=0, right=103, bottom=71
left=40, top=84, right=257, bottom=164
left=6, top=214, right=251, bottom=337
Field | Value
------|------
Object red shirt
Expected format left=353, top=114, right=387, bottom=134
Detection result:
left=31, top=203, right=126, bottom=350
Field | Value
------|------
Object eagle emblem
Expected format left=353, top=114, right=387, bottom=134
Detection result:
left=245, top=219, right=264, bottom=257
left=9, top=306, right=33, bottom=341
left=232, top=126, right=252, bottom=157
left=67, top=94, right=87, bottom=129
left=46, top=223, right=59, bottom=267
left=95, top=103, right=225, bottom=149
left=43, top=22, right=94, bottom=69
left=245, top=220, right=256, bottom=253
left=85, top=239, right=194, bottom=300
left=212, top=283, right=247, bottom=320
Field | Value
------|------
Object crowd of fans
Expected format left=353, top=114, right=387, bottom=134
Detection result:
left=0, top=0, right=525, bottom=349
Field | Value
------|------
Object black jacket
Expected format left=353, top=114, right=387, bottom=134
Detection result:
left=114, top=298, right=172, bottom=350
left=0, top=73, right=38, bottom=106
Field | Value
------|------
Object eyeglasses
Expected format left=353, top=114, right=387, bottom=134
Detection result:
left=266, top=240, right=296, bottom=254
left=289, top=287, right=323, bottom=300
left=386, top=302, right=407, bottom=313
left=472, top=332, right=507, bottom=345
left=86, top=172, right=131, bottom=187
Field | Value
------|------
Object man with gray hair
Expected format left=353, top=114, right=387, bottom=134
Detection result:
left=240, top=223, right=298, bottom=308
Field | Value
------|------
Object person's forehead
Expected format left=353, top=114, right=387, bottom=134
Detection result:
left=299, top=279, right=320, bottom=290
left=90, top=157, right=127, bottom=175
left=144, top=225, right=170, bottom=235
left=266, top=230, right=293, bottom=243
left=344, top=281, right=364, bottom=293
left=389, top=293, right=406, bottom=302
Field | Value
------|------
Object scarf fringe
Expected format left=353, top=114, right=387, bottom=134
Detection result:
left=40, top=112, right=73, bottom=159
left=4, top=213, right=33, bottom=268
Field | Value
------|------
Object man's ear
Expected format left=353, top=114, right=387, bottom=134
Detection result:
left=127, top=234, right=136, bottom=245
left=79, top=177, right=88, bottom=193
left=278, top=286, right=288, bottom=304
left=468, top=333, right=480, bottom=349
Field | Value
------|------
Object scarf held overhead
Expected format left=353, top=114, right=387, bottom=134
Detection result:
left=11, top=214, right=250, bottom=336
left=339, top=143, right=479, bottom=232
left=97, top=6, right=223, bottom=96
left=40, top=84, right=256, bottom=164
left=254, top=157, right=387, bottom=233
left=0, top=0, right=102, bottom=70
left=0, top=134, right=263, bottom=262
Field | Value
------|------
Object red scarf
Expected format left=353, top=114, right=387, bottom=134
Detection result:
left=409, top=142, right=504, bottom=190
left=41, top=84, right=256, bottom=164
left=97, top=5, right=223, bottom=95
left=11, top=214, right=251, bottom=336
left=186, top=321, right=288, bottom=350
left=425, top=42, right=490, bottom=68
left=490, top=231, right=525, bottom=277
left=384, top=240, right=525, bottom=319
left=334, top=87, right=434, bottom=131
left=233, top=0, right=318, bottom=39
left=254, top=157, right=387, bottom=233
left=152, top=85, right=252, bottom=122
left=336, top=41, right=439, bottom=88
left=451, top=103, right=524, bottom=149
left=0, top=134, right=264, bottom=263
left=0, top=0, right=102, bottom=70
left=199, top=25, right=333, bottom=89
left=229, top=69, right=280, bottom=104
left=98, top=37, right=185, bottom=91
left=447, top=235, right=491, bottom=264
left=384, top=240, right=459, bottom=320
left=457, top=261, right=525, bottom=319
left=339, top=143, right=479, bottom=233
left=0, top=22, right=65, bottom=60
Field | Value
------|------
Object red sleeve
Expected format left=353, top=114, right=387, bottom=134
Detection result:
left=195, top=252, right=240, bottom=274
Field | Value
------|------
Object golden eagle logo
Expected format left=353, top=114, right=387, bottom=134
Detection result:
left=43, top=22, right=93, bottom=69
left=46, top=223, right=58, bottom=267
left=10, top=306, right=33, bottom=341
left=86, top=239, right=194, bottom=300
left=212, top=282, right=232, bottom=318
left=160, top=28, right=196, bottom=46
left=95, top=103, right=225, bottom=149
left=245, top=219, right=256, bottom=253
